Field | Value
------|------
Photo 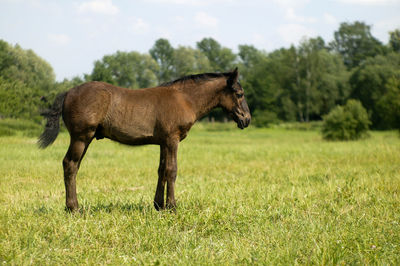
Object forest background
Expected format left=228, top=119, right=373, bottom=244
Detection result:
left=1, top=21, right=399, bottom=130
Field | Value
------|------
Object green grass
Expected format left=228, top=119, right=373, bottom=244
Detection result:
left=1, top=123, right=399, bottom=264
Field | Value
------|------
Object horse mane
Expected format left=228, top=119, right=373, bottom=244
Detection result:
left=159, top=72, right=230, bottom=87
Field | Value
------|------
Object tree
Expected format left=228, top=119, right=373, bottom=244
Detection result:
left=295, top=38, right=323, bottom=122
left=350, top=52, right=400, bottom=129
left=238, top=45, right=272, bottom=118
left=316, top=50, right=350, bottom=113
left=196, top=38, right=236, bottom=71
left=376, top=76, right=400, bottom=130
left=90, top=51, right=158, bottom=89
left=0, top=40, right=13, bottom=74
left=389, top=29, right=400, bottom=52
left=330, top=21, right=384, bottom=69
left=0, top=40, right=55, bottom=92
left=241, top=37, right=349, bottom=124
left=172, top=46, right=211, bottom=78
left=242, top=54, right=280, bottom=116
left=0, top=76, right=41, bottom=120
left=243, top=46, right=302, bottom=122
left=52, top=76, right=84, bottom=95
left=149, top=38, right=175, bottom=83
left=295, top=37, right=350, bottom=121
left=238, top=45, right=265, bottom=69
left=0, top=39, right=55, bottom=120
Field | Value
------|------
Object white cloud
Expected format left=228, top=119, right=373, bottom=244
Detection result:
left=155, top=26, right=173, bottom=39
left=2, top=0, right=40, bottom=5
left=77, top=0, right=119, bottom=15
left=336, top=0, right=399, bottom=5
left=252, top=33, right=266, bottom=44
left=172, top=16, right=185, bottom=23
left=149, top=0, right=202, bottom=4
left=251, top=33, right=275, bottom=51
left=48, top=33, right=70, bottom=45
left=273, top=0, right=311, bottom=8
left=323, top=13, right=338, bottom=25
left=194, top=12, right=218, bottom=28
left=130, top=18, right=150, bottom=34
left=285, top=8, right=317, bottom=23
left=277, top=23, right=317, bottom=45
left=147, top=0, right=235, bottom=5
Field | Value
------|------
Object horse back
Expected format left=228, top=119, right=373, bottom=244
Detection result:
left=104, top=85, right=196, bottom=144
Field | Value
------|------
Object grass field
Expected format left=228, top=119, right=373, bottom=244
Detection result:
left=1, top=122, right=399, bottom=264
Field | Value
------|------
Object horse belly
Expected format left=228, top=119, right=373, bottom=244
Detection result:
left=101, top=120, right=154, bottom=145
left=100, top=113, right=156, bottom=145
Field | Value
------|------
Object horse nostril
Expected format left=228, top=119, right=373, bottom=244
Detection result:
left=245, top=117, right=251, bottom=126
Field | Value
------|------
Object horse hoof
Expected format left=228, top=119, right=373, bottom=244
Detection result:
left=153, top=201, right=164, bottom=211
left=65, top=206, right=79, bottom=213
left=166, top=202, right=177, bottom=213
left=65, top=202, right=79, bottom=213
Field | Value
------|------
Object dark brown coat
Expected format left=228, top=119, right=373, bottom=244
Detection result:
left=39, top=68, right=251, bottom=211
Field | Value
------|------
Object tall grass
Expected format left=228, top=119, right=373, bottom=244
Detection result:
left=0, top=123, right=399, bottom=264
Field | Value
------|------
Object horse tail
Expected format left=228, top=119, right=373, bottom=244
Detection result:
left=38, top=91, right=67, bottom=149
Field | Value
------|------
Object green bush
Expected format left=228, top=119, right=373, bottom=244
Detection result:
left=0, top=127, right=16, bottom=137
left=252, top=110, right=279, bottom=128
left=0, top=118, right=42, bottom=137
left=322, top=100, right=371, bottom=141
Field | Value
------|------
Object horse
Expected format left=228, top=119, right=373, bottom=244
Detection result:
left=38, top=67, right=251, bottom=211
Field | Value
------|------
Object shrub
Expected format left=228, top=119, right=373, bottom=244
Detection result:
left=252, top=110, right=279, bottom=128
left=322, top=100, right=371, bottom=141
left=0, top=126, right=16, bottom=137
left=0, top=118, right=42, bottom=137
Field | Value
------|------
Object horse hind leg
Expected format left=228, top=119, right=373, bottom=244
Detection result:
left=63, top=133, right=94, bottom=212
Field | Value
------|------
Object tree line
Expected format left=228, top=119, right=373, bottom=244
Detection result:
left=0, top=21, right=399, bottom=129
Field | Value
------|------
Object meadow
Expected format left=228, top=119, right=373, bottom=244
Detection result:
left=0, top=122, right=399, bottom=264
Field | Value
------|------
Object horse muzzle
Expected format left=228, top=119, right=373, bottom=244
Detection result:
left=232, top=111, right=251, bottom=129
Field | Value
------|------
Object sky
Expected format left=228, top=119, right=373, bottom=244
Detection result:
left=1, top=0, right=399, bottom=81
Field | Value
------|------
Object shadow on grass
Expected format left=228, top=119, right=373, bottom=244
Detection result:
left=79, top=201, right=152, bottom=214
left=32, top=201, right=154, bottom=216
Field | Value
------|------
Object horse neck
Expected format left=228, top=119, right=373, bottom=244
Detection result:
left=183, top=78, right=226, bottom=120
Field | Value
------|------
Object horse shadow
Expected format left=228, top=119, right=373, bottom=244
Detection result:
left=33, top=201, right=153, bottom=216
left=79, top=201, right=152, bottom=214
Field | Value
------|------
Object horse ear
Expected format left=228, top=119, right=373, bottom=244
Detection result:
left=232, top=67, right=239, bottom=79
left=227, top=67, right=239, bottom=87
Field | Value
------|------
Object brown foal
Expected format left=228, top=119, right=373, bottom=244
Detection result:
left=38, top=68, right=251, bottom=211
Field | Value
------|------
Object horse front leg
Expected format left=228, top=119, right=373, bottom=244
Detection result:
left=154, top=140, right=178, bottom=211
left=154, top=145, right=167, bottom=211
left=165, top=141, right=178, bottom=210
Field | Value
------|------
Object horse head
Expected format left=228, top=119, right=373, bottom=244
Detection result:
left=220, top=68, right=251, bottom=129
